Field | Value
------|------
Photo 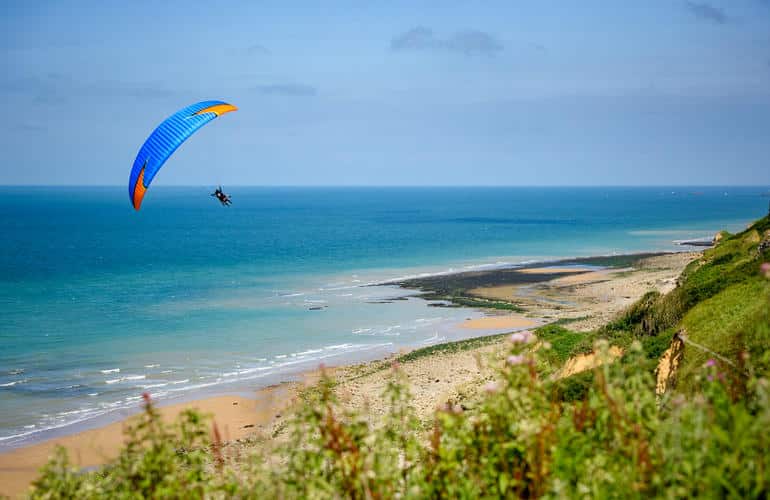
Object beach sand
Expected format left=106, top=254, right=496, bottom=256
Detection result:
left=0, top=251, right=699, bottom=498
left=0, top=388, right=295, bottom=498
left=468, top=252, right=699, bottom=331
left=460, top=315, right=539, bottom=330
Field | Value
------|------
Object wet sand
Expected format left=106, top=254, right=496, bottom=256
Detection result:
left=466, top=252, right=699, bottom=331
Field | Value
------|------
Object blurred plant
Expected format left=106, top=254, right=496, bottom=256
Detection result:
left=31, top=340, right=770, bottom=498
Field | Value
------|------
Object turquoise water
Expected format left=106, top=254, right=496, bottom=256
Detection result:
left=0, top=186, right=767, bottom=448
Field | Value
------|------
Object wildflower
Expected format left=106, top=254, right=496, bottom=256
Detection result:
left=484, top=381, right=500, bottom=394
left=671, top=394, right=686, bottom=408
left=507, top=354, right=526, bottom=366
left=705, top=358, right=717, bottom=368
left=761, top=262, right=770, bottom=278
left=510, top=330, right=534, bottom=344
left=440, top=402, right=464, bottom=415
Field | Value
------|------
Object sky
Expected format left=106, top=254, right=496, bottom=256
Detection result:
left=1, top=0, right=769, bottom=186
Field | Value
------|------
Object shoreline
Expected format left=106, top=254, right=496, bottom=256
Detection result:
left=0, top=250, right=691, bottom=452
left=0, top=249, right=702, bottom=497
left=0, top=389, right=297, bottom=498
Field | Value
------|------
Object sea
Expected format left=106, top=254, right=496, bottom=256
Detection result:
left=1, top=186, right=768, bottom=450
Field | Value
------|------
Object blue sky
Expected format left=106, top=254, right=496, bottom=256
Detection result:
left=1, top=0, right=769, bottom=186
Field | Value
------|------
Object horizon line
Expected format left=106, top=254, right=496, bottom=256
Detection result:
left=1, top=184, right=769, bottom=189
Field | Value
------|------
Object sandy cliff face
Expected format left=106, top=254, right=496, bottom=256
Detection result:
left=655, top=333, right=686, bottom=397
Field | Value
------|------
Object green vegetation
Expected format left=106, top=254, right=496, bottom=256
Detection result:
left=32, top=338, right=770, bottom=498
left=535, top=324, right=596, bottom=363
left=30, top=214, right=770, bottom=498
left=397, top=331, right=509, bottom=363
left=436, top=296, right=526, bottom=313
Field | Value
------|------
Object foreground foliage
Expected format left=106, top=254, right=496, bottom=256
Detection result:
left=31, top=332, right=770, bottom=498
left=31, top=215, right=770, bottom=498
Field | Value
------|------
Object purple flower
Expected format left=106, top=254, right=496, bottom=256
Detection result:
left=705, top=359, right=717, bottom=368
left=507, top=354, right=526, bottom=366
left=510, top=330, right=535, bottom=344
left=761, top=262, right=770, bottom=278
left=484, top=381, right=500, bottom=394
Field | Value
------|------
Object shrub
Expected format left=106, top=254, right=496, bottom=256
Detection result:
left=32, top=337, right=770, bottom=498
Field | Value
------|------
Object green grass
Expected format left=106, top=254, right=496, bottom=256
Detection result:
left=397, top=332, right=510, bottom=363
left=677, top=279, right=770, bottom=393
left=550, top=370, right=595, bottom=402
left=535, top=324, right=596, bottom=364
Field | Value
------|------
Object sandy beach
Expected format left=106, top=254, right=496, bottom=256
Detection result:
left=0, top=387, right=297, bottom=498
left=0, top=251, right=700, bottom=498
left=460, top=315, right=541, bottom=330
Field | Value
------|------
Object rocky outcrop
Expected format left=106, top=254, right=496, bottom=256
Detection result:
left=757, top=229, right=770, bottom=257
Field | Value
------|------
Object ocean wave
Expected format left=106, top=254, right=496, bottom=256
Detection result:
left=138, top=383, right=168, bottom=389
left=324, top=343, right=355, bottom=350
left=100, top=368, right=120, bottom=374
left=421, top=333, right=446, bottom=344
left=0, top=342, right=399, bottom=449
left=295, top=348, right=324, bottom=356
left=105, top=375, right=145, bottom=385
left=0, top=379, right=27, bottom=387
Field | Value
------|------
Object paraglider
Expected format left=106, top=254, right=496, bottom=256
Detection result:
left=211, top=186, right=232, bottom=206
left=128, top=100, right=237, bottom=210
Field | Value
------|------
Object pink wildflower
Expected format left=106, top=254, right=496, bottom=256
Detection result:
left=761, top=262, right=770, bottom=278
left=705, top=358, right=717, bottom=368
left=507, top=354, right=526, bottom=366
left=484, top=381, right=500, bottom=394
left=510, top=330, right=535, bottom=344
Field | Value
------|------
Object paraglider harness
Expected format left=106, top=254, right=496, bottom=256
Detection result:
left=211, top=186, right=232, bottom=206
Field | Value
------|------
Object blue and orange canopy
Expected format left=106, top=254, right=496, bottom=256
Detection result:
left=128, top=100, right=237, bottom=210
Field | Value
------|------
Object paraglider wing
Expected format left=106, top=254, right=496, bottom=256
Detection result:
left=128, top=100, right=237, bottom=210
